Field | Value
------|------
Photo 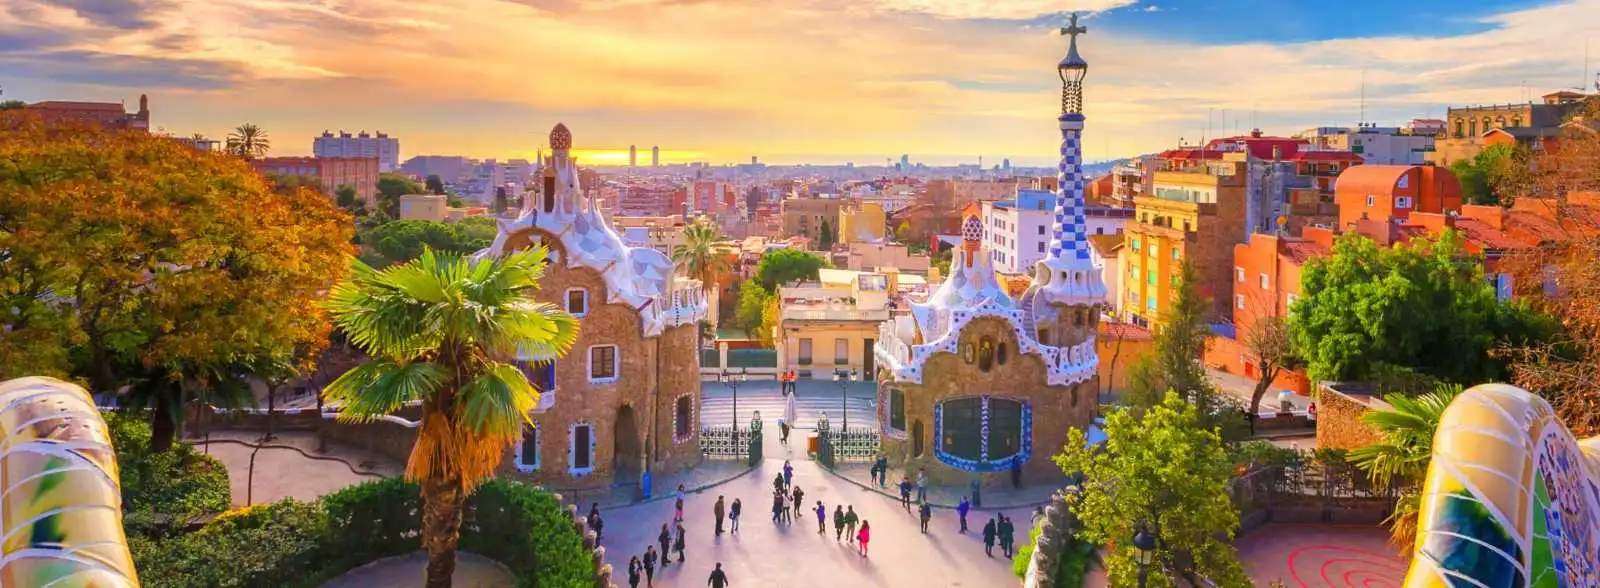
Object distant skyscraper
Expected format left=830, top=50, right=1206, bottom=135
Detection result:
left=629, top=145, right=637, bottom=167
left=900, top=154, right=910, bottom=169
left=751, top=156, right=758, bottom=165
left=652, top=145, right=660, bottom=167
left=314, top=130, right=400, bottom=172
left=1003, top=158, right=1011, bottom=172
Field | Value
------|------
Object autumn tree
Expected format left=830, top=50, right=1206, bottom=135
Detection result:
left=0, top=115, right=352, bottom=450
left=1243, top=313, right=1297, bottom=417
left=1054, top=392, right=1251, bottom=588
left=754, top=249, right=827, bottom=291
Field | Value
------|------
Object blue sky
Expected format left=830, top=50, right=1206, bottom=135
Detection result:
left=0, top=0, right=1594, bottom=164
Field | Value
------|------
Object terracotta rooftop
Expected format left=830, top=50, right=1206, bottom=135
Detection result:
left=1452, top=217, right=1529, bottom=251
left=1281, top=240, right=1329, bottom=265
left=1101, top=321, right=1153, bottom=341
left=1086, top=233, right=1124, bottom=257
left=27, top=101, right=127, bottom=111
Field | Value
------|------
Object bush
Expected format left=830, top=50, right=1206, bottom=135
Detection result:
left=1053, top=539, right=1093, bottom=588
left=131, top=477, right=595, bottom=588
left=1013, top=520, right=1043, bottom=578
left=106, top=411, right=231, bottom=533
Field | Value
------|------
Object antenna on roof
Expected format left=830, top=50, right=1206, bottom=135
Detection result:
left=1575, top=39, right=1592, bottom=93
left=1359, top=69, right=1366, bottom=127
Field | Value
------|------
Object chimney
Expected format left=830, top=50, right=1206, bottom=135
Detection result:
left=1272, top=146, right=1282, bottom=161
left=1251, top=128, right=1263, bottom=138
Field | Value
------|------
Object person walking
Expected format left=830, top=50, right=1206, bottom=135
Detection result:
left=998, top=515, right=1015, bottom=558
left=856, top=521, right=871, bottom=557
left=833, top=505, right=845, bottom=541
left=771, top=489, right=784, bottom=523
left=782, top=460, right=794, bottom=489
left=730, top=498, right=742, bottom=533
left=814, top=501, right=827, bottom=534
left=592, top=512, right=605, bottom=542
left=713, top=495, right=727, bottom=535
left=779, top=419, right=791, bottom=446
left=897, top=476, right=913, bottom=511
left=643, top=546, right=659, bottom=586
left=628, top=555, right=642, bottom=588
left=674, top=522, right=687, bottom=563
left=791, top=486, right=805, bottom=516
left=874, top=455, right=889, bottom=486
left=915, top=469, right=928, bottom=503
left=918, top=501, right=932, bottom=533
left=658, top=523, right=673, bottom=567
left=675, top=485, right=687, bottom=523
left=588, top=503, right=600, bottom=529
left=772, top=472, right=785, bottom=494
left=982, top=517, right=997, bottom=557
left=707, top=562, right=731, bottom=588
left=956, top=496, right=971, bottom=533
left=844, top=505, right=859, bottom=544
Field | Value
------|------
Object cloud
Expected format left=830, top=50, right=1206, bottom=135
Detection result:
left=34, top=0, right=170, bottom=30
left=4, top=0, right=1598, bottom=163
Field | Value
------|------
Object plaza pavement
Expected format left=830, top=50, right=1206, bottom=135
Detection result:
left=594, top=434, right=1026, bottom=588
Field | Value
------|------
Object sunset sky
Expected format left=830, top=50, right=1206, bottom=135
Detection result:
left=3, top=0, right=1596, bottom=165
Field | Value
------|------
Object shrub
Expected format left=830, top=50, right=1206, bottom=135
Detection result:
left=133, top=499, right=333, bottom=588
left=1013, top=520, right=1043, bottom=578
left=462, top=478, right=593, bottom=588
left=322, top=477, right=422, bottom=571
left=107, top=411, right=231, bottom=533
left=1053, top=539, right=1093, bottom=588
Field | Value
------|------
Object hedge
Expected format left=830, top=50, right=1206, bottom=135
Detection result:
left=106, top=411, right=232, bottom=533
left=1013, top=520, right=1043, bottom=578
left=132, top=477, right=596, bottom=588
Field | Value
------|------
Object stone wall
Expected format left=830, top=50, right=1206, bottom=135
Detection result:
left=877, top=317, right=1095, bottom=486
left=318, top=418, right=418, bottom=464
left=1023, top=489, right=1081, bottom=588
left=1315, top=385, right=1388, bottom=451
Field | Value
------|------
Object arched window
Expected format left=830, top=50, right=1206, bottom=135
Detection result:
left=1454, top=119, right=1464, bottom=137
left=674, top=396, right=692, bottom=440
left=935, top=396, right=1032, bottom=472
left=997, top=343, right=1008, bottom=366
left=889, top=388, right=906, bottom=432
left=978, top=338, right=995, bottom=372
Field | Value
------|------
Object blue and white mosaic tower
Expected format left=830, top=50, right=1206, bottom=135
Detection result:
left=1031, top=13, right=1107, bottom=309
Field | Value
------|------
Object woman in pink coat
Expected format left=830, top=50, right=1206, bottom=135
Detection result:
left=856, top=520, right=871, bottom=556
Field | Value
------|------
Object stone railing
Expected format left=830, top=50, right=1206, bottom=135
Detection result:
left=1023, top=488, right=1082, bottom=588
left=562, top=500, right=618, bottom=588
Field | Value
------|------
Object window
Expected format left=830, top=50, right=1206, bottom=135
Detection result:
left=1259, top=273, right=1270, bottom=289
left=1286, top=293, right=1299, bottom=308
left=1147, top=242, right=1158, bottom=256
left=570, top=423, right=593, bottom=473
left=834, top=338, right=848, bottom=365
left=1172, top=248, right=1180, bottom=260
left=987, top=398, right=1023, bottom=462
left=588, top=345, right=618, bottom=382
left=1096, top=227, right=1104, bottom=235
left=978, top=337, right=995, bottom=372
left=1235, top=294, right=1245, bottom=309
left=1129, top=291, right=1140, bottom=303
left=798, top=338, right=813, bottom=365
left=1037, top=225, right=1045, bottom=235
left=1146, top=298, right=1156, bottom=311
left=935, top=396, right=1029, bottom=471
left=889, top=388, right=906, bottom=432
left=1038, top=242, right=1046, bottom=253
left=938, top=397, right=983, bottom=462
left=518, top=360, right=556, bottom=393
left=1131, top=239, right=1141, bottom=252
left=997, top=343, right=1008, bottom=365
left=515, top=425, right=539, bottom=472
left=674, top=396, right=692, bottom=441
left=1235, top=267, right=1245, bottom=283
left=1146, top=270, right=1156, bottom=286
left=566, top=288, right=588, bottom=316
left=1395, top=196, right=1413, bottom=209
left=1366, top=194, right=1375, bottom=206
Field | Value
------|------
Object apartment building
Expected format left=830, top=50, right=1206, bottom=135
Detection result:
left=1120, top=160, right=1249, bottom=327
left=314, top=130, right=400, bottom=172
left=251, top=156, right=380, bottom=203
left=982, top=190, right=1130, bottom=275
left=775, top=269, right=893, bottom=378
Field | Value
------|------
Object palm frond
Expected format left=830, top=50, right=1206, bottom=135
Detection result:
left=486, top=302, right=581, bottom=360
left=322, top=359, right=446, bottom=419
left=324, top=256, right=436, bottom=358
left=456, top=361, right=540, bottom=440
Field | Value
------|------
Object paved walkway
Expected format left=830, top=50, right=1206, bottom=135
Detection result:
left=594, top=433, right=1022, bottom=588
left=1237, top=524, right=1408, bottom=587
left=824, top=462, right=1063, bottom=510
left=553, top=458, right=756, bottom=511
left=191, top=430, right=403, bottom=507
left=320, top=551, right=514, bottom=588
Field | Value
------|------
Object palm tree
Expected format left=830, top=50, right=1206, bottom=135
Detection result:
left=226, top=123, right=271, bottom=160
left=1348, top=382, right=1464, bottom=546
left=672, top=218, right=730, bottom=288
left=322, top=247, right=579, bottom=588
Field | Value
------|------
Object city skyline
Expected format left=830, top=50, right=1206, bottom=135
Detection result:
left=2, top=0, right=1596, bottom=165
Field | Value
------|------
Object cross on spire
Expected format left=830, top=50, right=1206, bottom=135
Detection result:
left=1060, top=12, right=1086, bottom=39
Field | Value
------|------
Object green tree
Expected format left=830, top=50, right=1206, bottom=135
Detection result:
left=0, top=119, right=351, bottom=450
left=425, top=174, right=446, bottom=195
left=1348, top=383, right=1463, bottom=546
left=225, top=123, right=271, bottom=160
left=360, top=218, right=496, bottom=266
left=0, top=100, right=26, bottom=110
left=1053, top=392, right=1251, bottom=588
left=673, top=219, right=730, bottom=289
left=817, top=220, right=836, bottom=250
left=735, top=283, right=772, bottom=338
left=754, top=249, right=827, bottom=291
left=377, top=173, right=425, bottom=217
left=1449, top=144, right=1525, bottom=205
left=1123, top=261, right=1238, bottom=436
left=334, top=185, right=368, bottom=217
left=323, top=247, right=579, bottom=588
left=1291, top=231, right=1552, bottom=384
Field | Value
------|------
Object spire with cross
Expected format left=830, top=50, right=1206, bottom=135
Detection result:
left=1031, top=11, right=1105, bottom=309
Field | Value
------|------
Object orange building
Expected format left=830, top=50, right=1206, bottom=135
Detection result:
left=1334, top=164, right=1463, bottom=230
left=252, top=156, right=380, bottom=204
left=24, top=95, right=151, bottom=131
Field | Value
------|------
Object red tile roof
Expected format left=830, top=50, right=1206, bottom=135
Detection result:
left=1281, top=240, right=1329, bottom=265
left=1291, top=151, right=1364, bottom=163
left=1204, top=136, right=1309, bottom=160
left=1452, top=217, right=1529, bottom=250
left=1101, top=321, right=1153, bottom=341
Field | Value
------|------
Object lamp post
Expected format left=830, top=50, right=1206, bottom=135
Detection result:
left=720, top=369, right=746, bottom=459
left=1132, top=528, right=1157, bottom=588
left=834, top=368, right=856, bottom=435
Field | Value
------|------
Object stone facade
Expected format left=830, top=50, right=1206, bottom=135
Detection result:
left=878, top=317, right=1095, bottom=485
left=1315, top=385, right=1389, bottom=451
left=496, top=227, right=702, bottom=489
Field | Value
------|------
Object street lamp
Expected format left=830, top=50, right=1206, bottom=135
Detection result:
left=834, top=368, right=856, bottom=434
left=720, top=369, right=746, bottom=459
left=1132, top=528, right=1157, bottom=588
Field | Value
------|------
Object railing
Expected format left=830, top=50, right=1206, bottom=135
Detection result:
left=1230, top=461, right=1400, bottom=535
left=700, top=415, right=763, bottom=466
left=815, top=417, right=880, bottom=469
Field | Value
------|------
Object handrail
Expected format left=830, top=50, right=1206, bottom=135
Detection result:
left=0, top=377, right=139, bottom=587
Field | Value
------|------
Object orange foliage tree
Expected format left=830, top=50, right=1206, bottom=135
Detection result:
left=0, top=113, right=353, bottom=450
left=1498, top=97, right=1600, bottom=436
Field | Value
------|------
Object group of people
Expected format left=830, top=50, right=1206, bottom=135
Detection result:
left=981, top=513, right=1019, bottom=558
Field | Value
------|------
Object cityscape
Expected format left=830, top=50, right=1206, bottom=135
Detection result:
left=2, top=1, right=1600, bottom=588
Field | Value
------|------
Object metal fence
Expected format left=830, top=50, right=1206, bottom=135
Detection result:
left=1231, top=461, right=1400, bottom=534
left=700, top=417, right=763, bottom=466
left=815, top=417, right=880, bottom=468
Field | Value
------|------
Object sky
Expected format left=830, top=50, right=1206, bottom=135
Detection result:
left=1, top=0, right=1597, bottom=166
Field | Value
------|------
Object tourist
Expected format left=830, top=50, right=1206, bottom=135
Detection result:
left=814, top=500, right=827, bottom=534
left=1308, top=401, right=1318, bottom=423
left=730, top=498, right=742, bottom=533
left=675, top=484, right=687, bottom=523
left=897, top=476, right=913, bottom=511
left=628, top=555, right=642, bottom=588
left=771, top=489, right=784, bottom=522
left=982, top=517, right=997, bottom=557
left=791, top=486, right=805, bottom=516
left=783, top=460, right=794, bottom=488
left=779, top=419, right=791, bottom=446
left=876, top=456, right=890, bottom=486
left=708, top=562, right=731, bottom=588
left=674, top=522, right=687, bottom=563
left=658, top=523, right=673, bottom=567
left=868, top=457, right=882, bottom=487
left=714, top=495, right=727, bottom=535
left=588, top=503, right=600, bottom=528
left=844, top=505, right=859, bottom=543
left=916, top=469, right=928, bottom=503
left=592, top=512, right=605, bottom=542
left=833, top=505, right=845, bottom=541
left=956, top=496, right=971, bottom=533
left=643, top=546, right=659, bottom=586
left=918, top=501, right=932, bottom=533
left=856, top=520, right=871, bottom=556
left=998, top=515, right=1015, bottom=558
left=772, top=472, right=785, bottom=494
